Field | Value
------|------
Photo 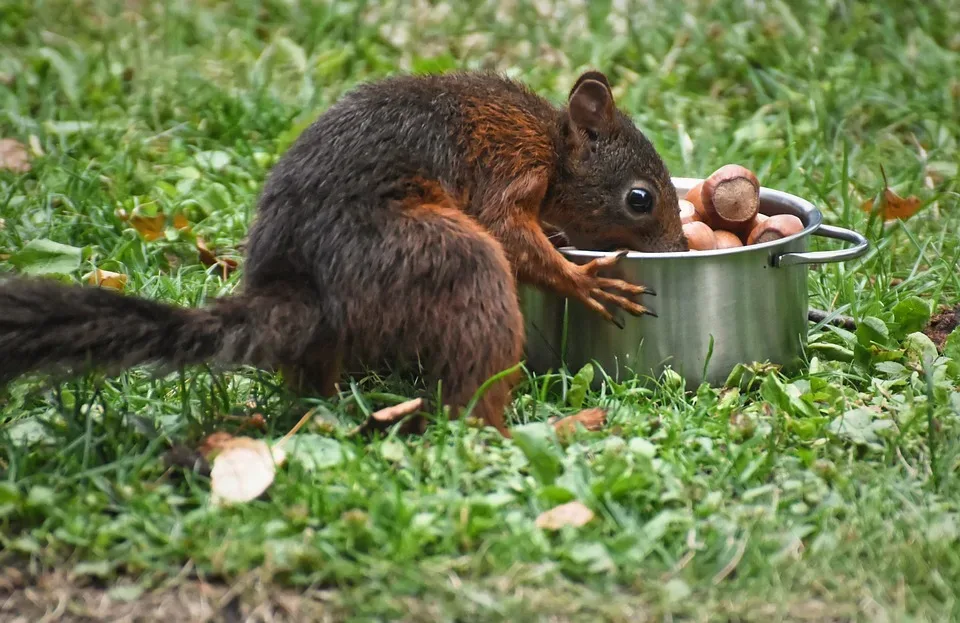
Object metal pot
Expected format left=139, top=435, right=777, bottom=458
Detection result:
left=519, top=177, right=869, bottom=387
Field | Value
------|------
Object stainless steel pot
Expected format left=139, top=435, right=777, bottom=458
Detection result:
left=519, top=177, right=869, bottom=387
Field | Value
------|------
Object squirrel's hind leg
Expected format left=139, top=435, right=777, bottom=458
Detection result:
left=368, top=202, right=525, bottom=436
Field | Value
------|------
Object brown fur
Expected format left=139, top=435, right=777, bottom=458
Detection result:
left=0, top=70, right=686, bottom=435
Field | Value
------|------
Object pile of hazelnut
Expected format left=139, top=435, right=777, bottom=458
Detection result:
left=681, top=165, right=804, bottom=251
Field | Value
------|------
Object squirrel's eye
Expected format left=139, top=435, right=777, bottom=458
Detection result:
left=626, top=188, right=654, bottom=214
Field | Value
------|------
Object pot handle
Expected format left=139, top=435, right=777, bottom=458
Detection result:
left=772, top=224, right=869, bottom=267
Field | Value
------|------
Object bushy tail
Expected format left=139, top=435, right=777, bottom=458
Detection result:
left=0, top=277, right=321, bottom=383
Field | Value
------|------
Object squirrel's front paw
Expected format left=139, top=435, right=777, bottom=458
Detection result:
left=570, top=250, right=657, bottom=326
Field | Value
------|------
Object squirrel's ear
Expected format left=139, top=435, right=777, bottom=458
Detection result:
left=569, top=70, right=611, bottom=96
left=568, top=76, right=615, bottom=135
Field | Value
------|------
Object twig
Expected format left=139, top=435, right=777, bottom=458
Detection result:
left=808, top=307, right=857, bottom=330
left=712, top=538, right=747, bottom=585
left=276, top=407, right=318, bottom=448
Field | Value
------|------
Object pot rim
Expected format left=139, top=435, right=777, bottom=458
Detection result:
left=557, top=176, right=823, bottom=260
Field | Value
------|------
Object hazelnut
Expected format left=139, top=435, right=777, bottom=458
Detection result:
left=683, top=221, right=717, bottom=251
left=678, top=199, right=699, bottom=224
left=746, top=214, right=804, bottom=245
left=684, top=183, right=711, bottom=224
left=700, top=165, right=760, bottom=231
left=714, top=230, right=744, bottom=249
left=739, top=213, right=768, bottom=244
left=685, top=183, right=704, bottom=212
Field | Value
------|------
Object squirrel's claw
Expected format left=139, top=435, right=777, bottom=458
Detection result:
left=592, top=289, right=653, bottom=319
left=595, top=277, right=654, bottom=298
left=569, top=251, right=658, bottom=325
left=579, top=250, right=628, bottom=276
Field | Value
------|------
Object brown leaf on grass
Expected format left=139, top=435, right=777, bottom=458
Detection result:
left=860, top=166, right=923, bottom=222
left=0, top=138, right=31, bottom=173
left=197, top=237, right=238, bottom=279
left=551, top=407, right=607, bottom=437
left=125, top=211, right=166, bottom=241
left=373, top=397, right=425, bottom=422
left=348, top=397, right=424, bottom=437
left=535, top=501, right=595, bottom=530
left=84, top=268, right=128, bottom=291
left=242, top=413, right=267, bottom=432
left=924, top=304, right=960, bottom=352
left=173, top=213, right=191, bottom=232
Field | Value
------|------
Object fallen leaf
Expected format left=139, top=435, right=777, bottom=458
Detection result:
left=348, top=397, right=424, bottom=437
left=535, top=501, right=595, bottom=530
left=129, top=212, right=166, bottom=241
left=860, top=165, right=922, bottom=222
left=552, top=407, right=607, bottom=437
left=84, top=268, right=128, bottom=291
left=0, top=138, right=31, bottom=173
left=243, top=413, right=267, bottom=431
left=173, top=213, right=191, bottom=231
left=210, top=437, right=287, bottom=505
left=372, top=397, right=424, bottom=422
left=197, top=237, right=239, bottom=279
left=202, top=408, right=316, bottom=505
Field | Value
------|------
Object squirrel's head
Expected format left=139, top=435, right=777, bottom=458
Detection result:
left=547, top=71, right=688, bottom=253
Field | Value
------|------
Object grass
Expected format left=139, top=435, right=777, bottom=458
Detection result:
left=1, top=0, right=959, bottom=620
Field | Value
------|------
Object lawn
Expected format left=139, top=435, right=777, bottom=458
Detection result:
left=1, top=0, right=960, bottom=620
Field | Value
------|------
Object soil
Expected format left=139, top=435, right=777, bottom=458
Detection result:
left=0, top=566, right=342, bottom=623
left=924, top=303, right=960, bottom=352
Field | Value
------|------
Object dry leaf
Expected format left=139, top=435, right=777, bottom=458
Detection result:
left=210, top=437, right=287, bottom=506
left=0, top=138, right=31, bottom=173
left=242, top=413, right=267, bottom=432
left=173, top=213, right=191, bottom=231
left=348, top=397, right=424, bottom=437
left=129, top=212, right=166, bottom=241
left=197, top=237, right=238, bottom=279
left=84, top=268, right=128, bottom=291
left=552, top=407, right=607, bottom=437
left=373, top=397, right=424, bottom=422
left=860, top=166, right=922, bottom=222
left=204, top=408, right=315, bottom=505
left=535, top=501, right=595, bottom=530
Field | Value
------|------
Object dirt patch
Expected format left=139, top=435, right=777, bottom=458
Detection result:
left=0, top=567, right=342, bottom=623
left=0, top=562, right=866, bottom=623
left=924, top=304, right=960, bottom=352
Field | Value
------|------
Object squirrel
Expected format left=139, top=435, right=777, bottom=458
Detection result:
left=0, top=70, right=687, bottom=436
